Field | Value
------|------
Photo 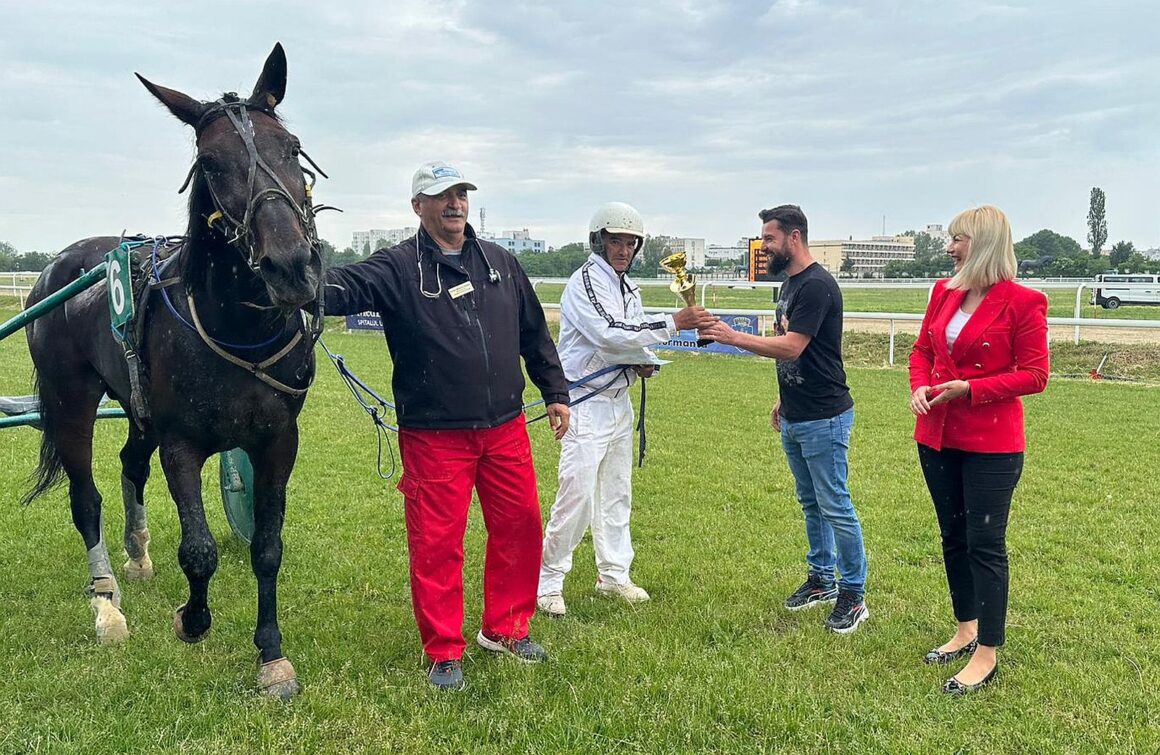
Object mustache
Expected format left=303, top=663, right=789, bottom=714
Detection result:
left=441, top=210, right=466, bottom=218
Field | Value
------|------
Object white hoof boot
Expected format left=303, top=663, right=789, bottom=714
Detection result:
left=92, top=596, right=129, bottom=644
left=123, top=529, right=154, bottom=580
left=123, top=554, right=154, bottom=581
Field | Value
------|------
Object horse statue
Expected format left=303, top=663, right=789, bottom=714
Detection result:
left=1018, top=254, right=1055, bottom=276
left=23, top=43, right=322, bottom=700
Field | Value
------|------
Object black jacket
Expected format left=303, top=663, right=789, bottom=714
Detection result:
left=324, top=224, right=568, bottom=429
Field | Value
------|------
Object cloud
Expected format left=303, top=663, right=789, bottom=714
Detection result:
left=1, top=0, right=1158, bottom=255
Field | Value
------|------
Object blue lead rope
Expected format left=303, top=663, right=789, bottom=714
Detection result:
left=319, top=337, right=399, bottom=479
left=523, top=364, right=628, bottom=421
left=525, top=364, right=651, bottom=468
left=319, top=337, right=646, bottom=478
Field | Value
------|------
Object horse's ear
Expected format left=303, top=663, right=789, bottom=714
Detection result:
left=249, top=42, right=287, bottom=111
left=136, top=74, right=205, bottom=127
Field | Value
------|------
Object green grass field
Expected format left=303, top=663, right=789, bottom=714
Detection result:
left=1, top=305, right=1158, bottom=752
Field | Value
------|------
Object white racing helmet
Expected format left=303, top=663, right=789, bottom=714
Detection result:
left=589, top=202, right=645, bottom=259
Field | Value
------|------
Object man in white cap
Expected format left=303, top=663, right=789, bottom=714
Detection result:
left=324, top=161, right=571, bottom=690
left=536, top=202, right=716, bottom=618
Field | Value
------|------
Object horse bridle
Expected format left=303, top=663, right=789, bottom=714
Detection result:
left=163, top=93, right=335, bottom=395
left=177, top=92, right=332, bottom=275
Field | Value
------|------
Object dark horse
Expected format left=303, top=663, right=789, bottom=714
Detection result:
left=23, top=44, right=320, bottom=699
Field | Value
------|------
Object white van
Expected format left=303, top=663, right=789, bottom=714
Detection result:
left=1090, top=273, right=1160, bottom=309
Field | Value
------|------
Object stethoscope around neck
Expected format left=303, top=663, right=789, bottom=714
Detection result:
left=417, top=225, right=501, bottom=299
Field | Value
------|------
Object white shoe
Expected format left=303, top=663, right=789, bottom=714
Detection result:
left=536, top=592, right=566, bottom=618
left=595, top=578, right=650, bottom=603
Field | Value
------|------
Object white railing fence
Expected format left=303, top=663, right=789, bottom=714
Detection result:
left=0, top=272, right=39, bottom=308
left=539, top=302, right=1160, bottom=366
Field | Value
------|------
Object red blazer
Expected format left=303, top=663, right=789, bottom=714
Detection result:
left=909, top=279, right=1049, bottom=452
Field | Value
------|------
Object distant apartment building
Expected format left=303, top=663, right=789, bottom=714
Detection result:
left=924, top=223, right=950, bottom=244
left=492, top=228, right=545, bottom=254
left=812, top=235, right=916, bottom=276
left=795, top=239, right=846, bottom=274
left=805, top=236, right=915, bottom=276
left=351, top=227, right=417, bottom=254
left=706, top=243, right=745, bottom=262
left=666, top=237, right=706, bottom=269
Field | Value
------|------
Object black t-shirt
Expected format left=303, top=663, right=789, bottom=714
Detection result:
left=774, top=262, right=854, bottom=422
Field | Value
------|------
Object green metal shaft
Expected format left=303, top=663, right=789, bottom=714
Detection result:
left=0, top=406, right=127, bottom=430
left=0, top=262, right=108, bottom=342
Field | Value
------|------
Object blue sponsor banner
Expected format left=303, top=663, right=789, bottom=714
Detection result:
left=656, top=313, right=759, bottom=356
left=346, top=312, right=383, bottom=331
left=347, top=310, right=761, bottom=356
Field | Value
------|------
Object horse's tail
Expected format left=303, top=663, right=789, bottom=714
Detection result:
left=22, top=369, right=66, bottom=506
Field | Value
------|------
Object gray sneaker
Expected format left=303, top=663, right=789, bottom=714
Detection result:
left=427, top=659, right=465, bottom=691
left=784, top=574, right=839, bottom=611
left=476, top=630, right=548, bottom=663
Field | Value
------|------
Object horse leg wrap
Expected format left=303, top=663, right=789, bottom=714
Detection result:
left=122, top=475, right=153, bottom=579
left=85, top=542, right=129, bottom=644
left=86, top=540, right=121, bottom=609
left=257, top=657, right=299, bottom=701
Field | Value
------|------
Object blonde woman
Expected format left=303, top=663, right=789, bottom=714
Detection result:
left=908, top=205, right=1049, bottom=694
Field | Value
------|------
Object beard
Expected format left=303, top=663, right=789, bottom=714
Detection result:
left=766, top=241, right=792, bottom=275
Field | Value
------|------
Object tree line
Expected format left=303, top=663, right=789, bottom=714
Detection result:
left=0, top=239, right=366, bottom=272
left=6, top=191, right=1157, bottom=281
left=880, top=229, right=1157, bottom=279
left=0, top=242, right=55, bottom=272
left=513, top=235, right=683, bottom=279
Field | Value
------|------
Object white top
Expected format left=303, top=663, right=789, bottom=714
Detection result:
left=557, top=253, right=677, bottom=397
left=945, top=307, right=971, bottom=351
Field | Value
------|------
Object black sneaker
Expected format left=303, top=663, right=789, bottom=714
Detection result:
left=427, top=659, right=465, bottom=691
left=824, top=590, right=869, bottom=634
left=784, top=574, right=839, bottom=611
left=476, top=630, right=548, bottom=663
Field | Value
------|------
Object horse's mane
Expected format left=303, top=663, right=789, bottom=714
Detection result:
left=201, top=94, right=284, bottom=127
left=180, top=171, right=216, bottom=285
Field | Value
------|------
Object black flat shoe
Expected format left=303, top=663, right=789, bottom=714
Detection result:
left=943, top=663, right=998, bottom=695
left=923, top=638, right=978, bottom=665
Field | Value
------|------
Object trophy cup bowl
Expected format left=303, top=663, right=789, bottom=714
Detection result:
left=660, top=251, right=710, bottom=346
left=660, top=252, right=697, bottom=307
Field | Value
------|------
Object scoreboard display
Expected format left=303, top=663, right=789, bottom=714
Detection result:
left=747, top=237, right=776, bottom=281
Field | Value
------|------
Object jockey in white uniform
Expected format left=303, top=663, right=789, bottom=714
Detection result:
left=537, top=202, right=716, bottom=617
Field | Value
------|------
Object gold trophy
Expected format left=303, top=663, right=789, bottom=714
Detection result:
left=660, top=251, right=710, bottom=346
left=660, top=251, right=697, bottom=306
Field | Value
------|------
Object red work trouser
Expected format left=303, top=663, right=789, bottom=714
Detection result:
left=396, top=414, right=543, bottom=663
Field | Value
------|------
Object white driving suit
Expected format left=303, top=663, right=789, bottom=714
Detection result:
left=538, top=253, right=678, bottom=594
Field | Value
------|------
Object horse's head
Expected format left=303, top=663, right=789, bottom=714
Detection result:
left=136, top=43, right=321, bottom=310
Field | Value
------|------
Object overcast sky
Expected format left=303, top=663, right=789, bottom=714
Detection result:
left=2, top=1, right=1158, bottom=255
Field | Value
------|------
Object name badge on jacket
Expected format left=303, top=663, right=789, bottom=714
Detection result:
left=449, top=281, right=475, bottom=299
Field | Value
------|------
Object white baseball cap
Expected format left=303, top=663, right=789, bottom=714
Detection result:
left=411, top=161, right=478, bottom=198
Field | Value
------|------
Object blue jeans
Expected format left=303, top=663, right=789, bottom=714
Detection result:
left=780, top=408, right=866, bottom=596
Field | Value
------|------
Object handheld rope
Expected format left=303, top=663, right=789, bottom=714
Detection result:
left=319, top=337, right=398, bottom=479
left=318, top=344, right=648, bottom=479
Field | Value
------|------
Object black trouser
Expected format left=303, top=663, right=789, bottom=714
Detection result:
left=917, top=444, right=1024, bottom=647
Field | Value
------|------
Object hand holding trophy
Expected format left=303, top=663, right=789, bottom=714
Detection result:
left=661, top=251, right=715, bottom=345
